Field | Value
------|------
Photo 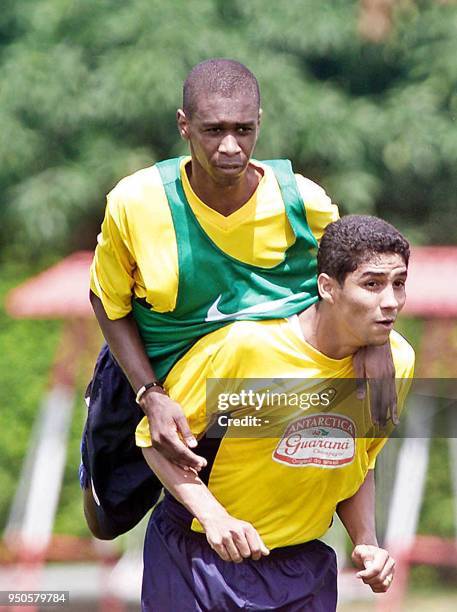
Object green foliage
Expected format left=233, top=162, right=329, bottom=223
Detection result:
left=0, top=262, right=61, bottom=529
left=53, top=394, right=90, bottom=537
left=419, top=438, right=455, bottom=539
left=0, top=262, right=94, bottom=537
left=0, top=0, right=456, bottom=260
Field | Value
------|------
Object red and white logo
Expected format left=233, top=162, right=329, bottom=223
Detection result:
left=273, top=413, right=356, bottom=468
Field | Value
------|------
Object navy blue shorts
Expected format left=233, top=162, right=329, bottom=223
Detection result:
left=80, top=344, right=162, bottom=536
left=142, top=499, right=337, bottom=612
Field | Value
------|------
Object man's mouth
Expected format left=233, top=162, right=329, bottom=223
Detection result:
left=376, top=319, right=395, bottom=330
left=217, top=163, right=243, bottom=169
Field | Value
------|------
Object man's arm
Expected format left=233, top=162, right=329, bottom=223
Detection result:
left=337, top=470, right=395, bottom=593
left=296, top=177, right=397, bottom=427
left=142, top=446, right=269, bottom=563
left=353, top=343, right=398, bottom=427
left=90, top=290, right=206, bottom=471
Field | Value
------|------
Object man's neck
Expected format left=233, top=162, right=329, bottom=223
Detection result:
left=186, top=161, right=261, bottom=217
left=298, top=304, right=356, bottom=360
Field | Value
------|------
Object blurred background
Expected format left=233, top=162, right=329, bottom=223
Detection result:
left=1, top=0, right=457, bottom=610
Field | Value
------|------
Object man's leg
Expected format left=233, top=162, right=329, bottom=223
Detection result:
left=80, top=344, right=162, bottom=539
left=141, top=499, right=338, bottom=612
left=141, top=502, right=247, bottom=612
left=82, top=487, right=113, bottom=541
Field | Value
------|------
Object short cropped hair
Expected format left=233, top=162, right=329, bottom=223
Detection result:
left=318, top=215, right=410, bottom=285
left=183, top=58, right=260, bottom=117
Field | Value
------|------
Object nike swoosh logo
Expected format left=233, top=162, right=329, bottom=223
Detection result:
left=205, top=293, right=308, bottom=322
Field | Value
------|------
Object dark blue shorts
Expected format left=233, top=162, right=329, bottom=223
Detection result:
left=142, top=499, right=337, bottom=612
left=80, top=344, right=162, bottom=536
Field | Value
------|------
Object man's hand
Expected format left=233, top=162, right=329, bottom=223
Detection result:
left=353, top=343, right=398, bottom=427
left=140, top=389, right=207, bottom=472
left=352, top=544, right=395, bottom=593
left=201, top=512, right=270, bottom=563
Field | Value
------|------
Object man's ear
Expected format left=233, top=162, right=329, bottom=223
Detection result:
left=177, top=108, right=190, bottom=140
left=317, top=273, right=338, bottom=304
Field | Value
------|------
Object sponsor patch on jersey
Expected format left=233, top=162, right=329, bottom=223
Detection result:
left=273, top=413, right=356, bottom=468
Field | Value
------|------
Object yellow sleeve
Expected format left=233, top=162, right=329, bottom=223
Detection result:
left=135, top=415, right=153, bottom=448
left=367, top=339, right=415, bottom=469
left=134, top=359, right=221, bottom=448
left=90, top=189, right=136, bottom=320
left=367, top=431, right=390, bottom=469
left=295, top=174, right=339, bottom=243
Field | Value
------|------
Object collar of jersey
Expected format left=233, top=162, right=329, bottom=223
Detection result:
left=180, top=157, right=268, bottom=232
left=287, top=315, right=353, bottom=373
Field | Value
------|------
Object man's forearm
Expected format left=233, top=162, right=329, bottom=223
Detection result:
left=89, top=292, right=205, bottom=469
left=90, top=290, right=158, bottom=391
left=142, top=446, right=270, bottom=563
left=337, top=470, right=378, bottom=546
left=142, top=446, right=227, bottom=525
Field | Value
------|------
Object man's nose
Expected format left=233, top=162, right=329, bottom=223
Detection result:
left=218, top=133, right=241, bottom=155
left=380, top=285, right=399, bottom=311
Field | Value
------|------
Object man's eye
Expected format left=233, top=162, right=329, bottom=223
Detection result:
left=365, top=281, right=379, bottom=289
left=206, top=128, right=222, bottom=133
left=394, top=280, right=406, bottom=288
left=237, top=127, right=251, bottom=134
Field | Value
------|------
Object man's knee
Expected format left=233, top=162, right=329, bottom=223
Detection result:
left=83, top=488, right=118, bottom=540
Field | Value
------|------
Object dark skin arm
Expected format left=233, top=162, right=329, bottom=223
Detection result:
left=353, top=343, right=398, bottom=427
left=90, top=290, right=207, bottom=471
left=337, top=470, right=395, bottom=593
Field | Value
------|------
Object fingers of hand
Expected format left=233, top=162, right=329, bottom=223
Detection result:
left=390, top=390, right=399, bottom=425
left=369, top=570, right=394, bottom=593
left=172, top=448, right=207, bottom=472
left=370, top=377, right=399, bottom=428
left=377, top=558, right=395, bottom=585
left=381, top=571, right=394, bottom=591
left=354, top=545, right=384, bottom=574
left=354, top=342, right=396, bottom=424
left=209, top=529, right=249, bottom=563
left=207, top=522, right=270, bottom=563
left=244, top=525, right=269, bottom=561
left=353, top=349, right=367, bottom=400
left=232, top=528, right=255, bottom=561
left=362, top=342, right=397, bottom=426
left=230, top=523, right=267, bottom=562
left=355, top=378, right=367, bottom=401
left=374, top=380, right=395, bottom=430
left=150, top=428, right=207, bottom=471
left=222, top=535, right=244, bottom=563
left=205, top=528, right=231, bottom=562
left=352, top=348, right=366, bottom=378
left=147, top=398, right=202, bottom=454
left=352, top=544, right=372, bottom=567
left=357, top=552, right=394, bottom=592
left=358, top=562, right=386, bottom=582
left=367, top=378, right=385, bottom=426
left=175, top=414, right=198, bottom=448
left=210, top=540, right=231, bottom=562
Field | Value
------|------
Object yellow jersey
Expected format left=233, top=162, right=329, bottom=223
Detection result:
left=90, top=158, right=338, bottom=319
left=136, top=318, right=414, bottom=549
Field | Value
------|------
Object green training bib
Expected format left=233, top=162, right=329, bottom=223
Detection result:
left=132, top=158, right=319, bottom=380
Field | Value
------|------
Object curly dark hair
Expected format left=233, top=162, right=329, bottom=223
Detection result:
left=317, top=215, right=410, bottom=286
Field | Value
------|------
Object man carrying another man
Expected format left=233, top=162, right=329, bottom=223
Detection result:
left=136, top=215, right=414, bottom=611
left=81, top=58, right=399, bottom=541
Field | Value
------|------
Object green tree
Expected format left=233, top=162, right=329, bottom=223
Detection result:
left=1, top=0, right=456, bottom=257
